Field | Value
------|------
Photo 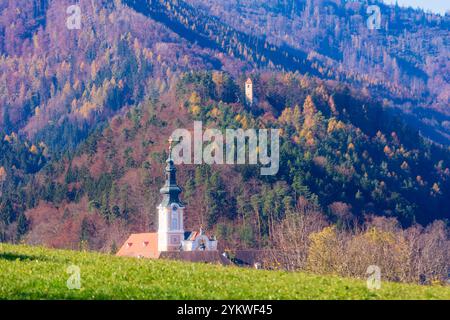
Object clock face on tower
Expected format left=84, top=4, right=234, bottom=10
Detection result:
left=171, top=235, right=180, bottom=244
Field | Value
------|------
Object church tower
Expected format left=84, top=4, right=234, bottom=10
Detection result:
left=117, top=138, right=218, bottom=258
left=157, top=138, right=185, bottom=252
left=245, top=78, right=253, bottom=106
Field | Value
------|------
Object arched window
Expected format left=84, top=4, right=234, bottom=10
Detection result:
left=171, top=208, right=179, bottom=230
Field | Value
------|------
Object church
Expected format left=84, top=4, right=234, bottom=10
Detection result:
left=116, top=139, right=221, bottom=261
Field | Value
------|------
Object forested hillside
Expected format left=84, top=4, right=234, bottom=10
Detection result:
left=0, top=0, right=449, bottom=274
left=184, top=0, right=450, bottom=143
left=1, top=0, right=449, bottom=148
left=0, top=0, right=244, bottom=154
left=2, top=71, right=448, bottom=255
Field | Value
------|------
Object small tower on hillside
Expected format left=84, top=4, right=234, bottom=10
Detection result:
left=245, top=78, right=253, bottom=106
left=157, top=138, right=185, bottom=252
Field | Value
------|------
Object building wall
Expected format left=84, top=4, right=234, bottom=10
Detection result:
left=182, top=235, right=218, bottom=251
left=158, top=204, right=185, bottom=251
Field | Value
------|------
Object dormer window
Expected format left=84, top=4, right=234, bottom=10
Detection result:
left=143, top=241, right=149, bottom=247
left=127, top=242, right=133, bottom=248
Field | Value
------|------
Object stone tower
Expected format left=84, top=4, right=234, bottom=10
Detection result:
left=245, top=78, right=253, bottom=106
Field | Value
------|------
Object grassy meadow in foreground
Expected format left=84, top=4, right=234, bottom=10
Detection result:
left=0, top=244, right=449, bottom=300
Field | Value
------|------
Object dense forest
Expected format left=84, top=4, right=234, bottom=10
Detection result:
left=0, top=0, right=236, bottom=154
left=0, top=0, right=449, bottom=272
left=184, top=0, right=450, bottom=143
left=1, top=0, right=449, bottom=148
left=1, top=71, right=449, bottom=252
left=126, top=0, right=450, bottom=143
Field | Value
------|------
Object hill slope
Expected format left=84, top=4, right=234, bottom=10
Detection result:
left=1, top=71, right=449, bottom=252
left=1, top=0, right=449, bottom=147
left=0, top=244, right=449, bottom=299
left=0, top=0, right=244, bottom=153
left=183, top=0, right=450, bottom=143
left=0, top=1, right=449, bottom=274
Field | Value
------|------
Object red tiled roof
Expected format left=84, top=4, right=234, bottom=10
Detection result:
left=116, top=233, right=159, bottom=258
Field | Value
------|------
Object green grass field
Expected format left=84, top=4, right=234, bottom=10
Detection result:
left=0, top=244, right=448, bottom=300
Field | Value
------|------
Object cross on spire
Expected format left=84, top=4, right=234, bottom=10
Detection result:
left=160, top=137, right=184, bottom=207
left=168, top=137, right=180, bottom=159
